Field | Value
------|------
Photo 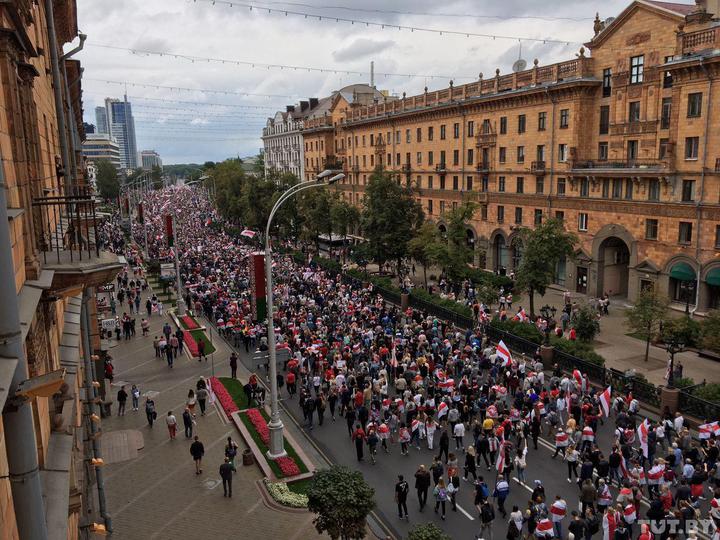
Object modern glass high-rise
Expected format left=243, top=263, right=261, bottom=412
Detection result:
left=105, top=96, right=137, bottom=170
left=95, top=106, right=108, bottom=134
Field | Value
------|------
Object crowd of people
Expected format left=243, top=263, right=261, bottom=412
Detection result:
left=121, top=185, right=719, bottom=540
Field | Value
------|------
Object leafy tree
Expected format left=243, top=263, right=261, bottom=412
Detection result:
left=440, top=202, right=478, bottom=284
left=94, top=159, right=120, bottom=200
left=407, top=222, right=444, bottom=288
left=407, top=523, right=452, bottom=540
left=361, top=170, right=424, bottom=281
left=625, top=289, right=669, bottom=362
left=572, top=304, right=600, bottom=342
left=298, top=188, right=336, bottom=252
left=212, top=159, right=247, bottom=222
left=150, top=164, right=163, bottom=189
left=661, top=316, right=701, bottom=348
left=700, top=310, right=720, bottom=353
left=514, top=218, right=577, bottom=316
left=331, top=198, right=360, bottom=245
left=306, top=466, right=375, bottom=540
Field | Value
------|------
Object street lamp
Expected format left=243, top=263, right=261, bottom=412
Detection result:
left=539, top=304, right=557, bottom=346
left=680, top=280, right=696, bottom=315
left=264, top=169, right=343, bottom=458
left=664, top=337, right=685, bottom=389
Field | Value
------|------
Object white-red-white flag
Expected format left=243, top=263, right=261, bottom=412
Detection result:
left=599, top=386, right=612, bottom=417
left=240, top=229, right=256, bottom=238
left=437, top=402, right=449, bottom=418
left=495, top=449, right=505, bottom=473
left=496, top=340, right=512, bottom=367
left=637, top=419, right=650, bottom=458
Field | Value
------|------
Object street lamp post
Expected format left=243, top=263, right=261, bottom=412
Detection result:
left=264, top=170, right=343, bottom=458
left=665, top=338, right=685, bottom=389
left=173, top=214, right=187, bottom=316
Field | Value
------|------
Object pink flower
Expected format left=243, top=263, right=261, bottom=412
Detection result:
left=274, top=456, right=301, bottom=477
left=246, top=408, right=270, bottom=444
left=210, top=377, right=239, bottom=415
left=183, top=330, right=199, bottom=357
left=182, top=315, right=200, bottom=329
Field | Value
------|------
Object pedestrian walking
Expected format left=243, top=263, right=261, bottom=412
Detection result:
left=414, top=465, right=430, bottom=511
left=225, top=437, right=238, bottom=471
left=352, top=424, right=366, bottom=461
left=182, top=408, right=193, bottom=439
left=131, top=384, right=140, bottom=411
left=477, top=498, right=495, bottom=539
left=117, top=385, right=128, bottom=416
left=494, top=477, right=510, bottom=517
left=438, top=429, right=450, bottom=462
left=145, top=398, right=156, bottom=427
left=166, top=411, right=177, bottom=440
left=433, top=478, right=448, bottom=520
left=230, top=352, right=238, bottom=379
left=219, top=457, right=233, bottom=497
left=190, top=435, right=204, bottom=474
left=197, top=385, right=208, bottom=416
left=395, top=474, right=409, bottom=520
left=198, top=339, right=206, bottom=361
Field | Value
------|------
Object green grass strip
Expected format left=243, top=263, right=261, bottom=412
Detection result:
left=218, top=377, right=249, bottom=410
left=190, top=329, right=216, bottom=355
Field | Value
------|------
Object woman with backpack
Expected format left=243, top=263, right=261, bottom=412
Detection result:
left=433, top=478, right=448, bottom=520
left=225, top=437, right=238, bottom=471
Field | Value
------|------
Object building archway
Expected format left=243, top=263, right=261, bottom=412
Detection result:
left=597, top=236, right=630, bottom=297
left=664, top=256, right=698, bottom=308
left=702, top=262, right=720, bottom=310
left=491, top=233, right=510, bottom=274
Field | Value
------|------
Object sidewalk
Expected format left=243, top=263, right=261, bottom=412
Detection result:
left=99, top=283, right=321, bottom=540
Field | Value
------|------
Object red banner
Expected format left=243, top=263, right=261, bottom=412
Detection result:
left=164, top=214, right=174, bottom=247
left=138, top=202, right=144, bottom=224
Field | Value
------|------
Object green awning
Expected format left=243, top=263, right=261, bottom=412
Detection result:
left=669, top=262, right=696, bottom=282
left=706, top=268, right=720, bottom=287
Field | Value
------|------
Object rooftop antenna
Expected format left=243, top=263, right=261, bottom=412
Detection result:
left=512, top=43, right=527, bottom=73
left=370, top=61, right=375, bottom=88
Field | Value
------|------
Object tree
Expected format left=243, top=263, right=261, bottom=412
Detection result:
left=331, top=198, right=361, bottom=261
left=299, top=188, right=336, bottom=252
left=361, top=170, right=424, bottom=280
left=307, top=466, right=375, bottom=540
left=440, top=202, right=478, bottom=284
left=625, top=289, right=669, bottom=362
left=150, top=164, right=163, bottom=189
left=407, top=523, right=452, bottom=540
left=514, top=218, right=577, bottom=316
left=407, top=222, right=444, bottom=289
left=95, top=159, right=119, bottom=200
left=700, top=310, right=720, bottom=353
left=572, top=304, right=600, bottom=342
left=211, top=159, right=247, bottom=222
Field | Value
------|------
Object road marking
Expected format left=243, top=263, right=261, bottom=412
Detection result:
left=456, top=503, right=475, bottom=520
left=512, top=477, right=533, bottom=493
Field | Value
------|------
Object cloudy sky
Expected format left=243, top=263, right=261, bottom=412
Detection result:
left=75, top=0, right=681, bottom=164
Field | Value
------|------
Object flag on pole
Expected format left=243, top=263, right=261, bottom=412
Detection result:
left=496, top=340, right=512, bottom=366
left=599, top=386, right=612, bottom=417
left=164, top=214, right=174, bottom=247
left=495, top=448, right=505, bottom=473
left=637, top=419, right=650, bottom=458
left=437, top=401, right=449, bottom=418
left=240, top=229, right=257, bottom=238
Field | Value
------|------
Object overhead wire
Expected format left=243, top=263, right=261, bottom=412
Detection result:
left=84, top=78, right=298, bottom=99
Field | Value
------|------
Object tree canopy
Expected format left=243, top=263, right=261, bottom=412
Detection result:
left=625, top=288, right=669, bottom=362
left=94, top=159, right=119, bottom=200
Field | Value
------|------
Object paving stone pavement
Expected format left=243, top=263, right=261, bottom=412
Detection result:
left=100, top=282, right=322, bottom=540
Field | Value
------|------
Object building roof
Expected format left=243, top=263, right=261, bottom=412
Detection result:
left=641, top=0, right=696, bottom=16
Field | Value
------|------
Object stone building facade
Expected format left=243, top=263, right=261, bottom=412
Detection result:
left=312, top=0, right=720, bottom=311
left=0, top=1, right=120, bottom=539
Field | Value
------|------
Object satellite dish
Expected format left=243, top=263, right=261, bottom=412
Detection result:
left=512, top=59, right=527, bottom=72
left=604, top=16, right=616, bottom=25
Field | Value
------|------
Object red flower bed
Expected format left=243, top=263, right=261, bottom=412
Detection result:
left=246, top=408, right=270, bottom=445
left=210, top=376, right=238, bottom=415
left=181, top=315, right=200, bottom=330
left=274, top=456, right=301, bottom=477
left=183, top=330, right=199, bottom=357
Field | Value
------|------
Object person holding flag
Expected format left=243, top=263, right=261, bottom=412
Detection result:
left=599, top=386, right=612, bottom=418
left=550, top=495, right=567, bottom=539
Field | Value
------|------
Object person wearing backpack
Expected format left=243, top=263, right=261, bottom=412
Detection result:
left=477, top=498, right=495, bottom=540
left=395, top=474, right=409, bottom=521
left=224, top=437, right=238, bottom=471
left=145, top=397, right=156, bottom=427
left=433, top=478, right=448, bottom=520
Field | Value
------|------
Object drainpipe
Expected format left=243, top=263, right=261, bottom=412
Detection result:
left=60, top=34, right=87, bottom=187
left=81, top=289, right=112, bottom=532
left=44, top=0, right=72, bottom=192
left=545, top=88, right=558, bottom=212
left=691, top=60, right=713, bottom=316
left=0, top=159, right=49, bottom=540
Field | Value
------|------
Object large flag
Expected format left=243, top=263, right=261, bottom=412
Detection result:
left=495, top=448, right=505, bottom=473
left=603, top=510, right=617, bottom=540
left=599, top=386, right=612, bottom=417
left=572, top=369, right=584, bottom=391
left=164, top=214, right=174, bottom=247
left=240, top=229, right=257, bottom=238
left=637, top=419, right=650, bottom=458
left=496, top=340, right=512, bottom=367
left=437, top=402, right=449, bottom=418
left=536, top=519, right=554, bottom=537
left=551, top=499, right=567, bottom=522
left=699, top=421, right=720, bottom=440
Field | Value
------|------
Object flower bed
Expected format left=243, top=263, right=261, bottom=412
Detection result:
left=180, top=315, right=200, bottom=330
left=190, top=329, right=216, bottom=355
left=275, top=456, right=301, bottom=477
left=209, top=376, right=239, bottom=416
left=263, top=479, right=308, bottom=508
left=246, top=408, right=270, bottom=444
left=183, top=330, right=199, bottom=357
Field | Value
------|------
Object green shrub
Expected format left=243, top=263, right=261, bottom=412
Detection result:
left=314, top=256, right=341, bottom=274
left=673, top=377, right=696, bottom=389
left=410, top=288, right=473, bottom=319
left=551, top=337, right=606, bottom=366
left=662, top=316, right=701, bottom=348
left=407, top=523, right=452, bottom=540
left=700, top=311, right=720, bottom=353
left=491, top=318, right=543, bottom=344
left=463, top=267, right=513, bottom=292
left=694, top=383, right=720, bottom=404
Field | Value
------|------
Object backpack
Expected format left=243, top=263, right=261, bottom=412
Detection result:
left=438, top=488, right=447, bottom=501
left=481, top=503, right=495, bottom=522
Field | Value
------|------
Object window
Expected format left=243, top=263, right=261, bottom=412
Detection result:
left=452, top=176, right=459, bottom=190
left=428, top=199, right=433, bottom=215
left=428, top=126, right=434, bottom=141
left=481, top=176, right=488, bottom=192
left=370, top=154, right=374, bottom=167
left=558, top=144, right=568, bottom=162
left=679, top=222, right=693, bottom=244
left=394, top=131, right=400, bottom=144
left=406, top=152, right=411, bottom=165
left=628, top=140, right=639, bottom=160
left=396, top=152, right=400, bottom=165
left=428, top=175, right=434, bottom=189
left=630, top=55, right=644, bottom=84
left=440, top=150, right=446, bottom=166
left=555, top=210, right=565, bottom=222
left=602, top=179, right=610, bottom=199
left=518, top=114, right=526, bottom=133
left=645, top=219, right=658, bottom=240
left=515, top=207, right=523, bottom=224
left=453, top=150, right=459, bottom=166
left=467, top=121, right=474, bottom=137
left=481, top=205, right=488, bottom=221
left=467, top=176, right=473, bottom=191
left=536, top=177, right=544, bottom=194
left=625, top=179, right=633, bottom=200
left=416, top=128, right=422, bottom=142
left=499, top=117, right=507, bottom=135
left=467, top=148, right=474, bottom=165
left=499, top=147, right=507, bottom=163
left=498, top=176, right=506, bottom=192
left=681, top=179, right=695, bottom=202
left=482, top=119, right=491, bottom=134
left=517, top=146, right=525, bottom=163
left=578, top=212, right=588, bottom=232
left=685, top=136, right=699, bottom=160
left=629, top=101, right=641, bottom=122
left=557, top=177, right=566, bottom=196
left=661, top=98, right=672, bottom=129
left=580, top=178, right=590, bottom=197
left=599, top=106, right=610, bottom=135
left=602, top=68, right=612, bottom=97
left=612, top=179, right=623, bottom=199
left=716, top=224, right=720, bottom=248
left=428, top=151, right=434, bottom=165
left=560, top=109, right=569, bottom=129
left=440, top=176, right=446, bottom=190
left=659, top=138, right=670, bottom=159
left=538, top=112, right=547, bottom=131
left=497, top=205, right=505, bottom=223
left=534, top=209, right=543, bottom=225
left=648, top=179, right=660, bottom=201
left=387, top=153, right=391, bottom=165
left=416, top=152, right=422, bottom=165
left=453, top=123, right=460, bottom=139
left=536, top=145, right=545, bottom=162
left=405, top=129, right=411, bottom=143
left=440, top=200, right=445, bottom=213
left=440, top=125, right=446, bottom=140
left=598, top=142, right=609, bottom=161
left=687, top=93, right=702, bottom=118
left=370, top=134, right=374, bottom=146
left=663, top=56, right=674, bottom=88
left=516, top=177, right=524, bottom=194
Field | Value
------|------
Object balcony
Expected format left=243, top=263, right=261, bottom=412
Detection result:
left=336, top=147, right=346, bottom=156
left=609, top=120, right=658, bottom=136
left=715, top=158, right=720, bottom=173
left=402, top=163, right=412, bottom=173
left=373, top=140, right=386, bottom=154
left=570, top=159, right=672, bottom=176
left=31, top=186, right=123, bottom=290
left=435, top=163, right=447, bottom=173
left=682, top=27, right=719, bottom=55
left=531, top=161, right=546, bottom=175
left=476, top=161, right=491, bottom=172
left=476, top=131, right=497, bottom=147
left=462, top=191, right=488, bottom=204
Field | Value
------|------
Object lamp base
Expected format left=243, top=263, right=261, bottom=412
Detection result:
left=267, top=420, right=286, bottom=459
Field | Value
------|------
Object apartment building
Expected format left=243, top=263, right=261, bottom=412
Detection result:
left=0, top=1, right=120, bottom=538
left=313, top=0, right=720, bottom=311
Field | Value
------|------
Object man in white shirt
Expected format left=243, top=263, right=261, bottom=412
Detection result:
left=453, top=421, right=465, bottom=451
